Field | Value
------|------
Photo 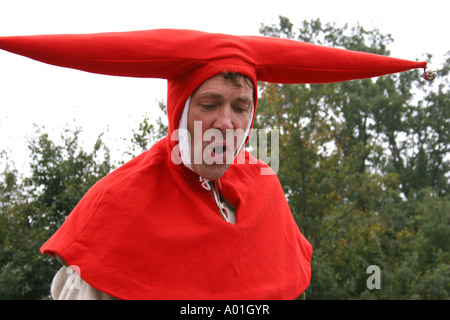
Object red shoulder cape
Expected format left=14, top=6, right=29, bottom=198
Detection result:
left=41, top=137, right=312, bottom=299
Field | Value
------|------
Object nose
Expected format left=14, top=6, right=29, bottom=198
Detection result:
left=212, top=104, right=234, bottom=132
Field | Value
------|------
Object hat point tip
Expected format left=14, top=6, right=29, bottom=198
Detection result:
left=422, top=68, right=437, bottom=81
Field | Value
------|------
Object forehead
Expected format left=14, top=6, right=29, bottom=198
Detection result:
left=192, top=74, right=254, bottom=100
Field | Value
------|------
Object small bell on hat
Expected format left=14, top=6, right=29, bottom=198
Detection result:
left=422, top=68, right=438, bottom=81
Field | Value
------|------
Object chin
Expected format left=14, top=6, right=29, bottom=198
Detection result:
left=193, top=163, right=230, bottom=181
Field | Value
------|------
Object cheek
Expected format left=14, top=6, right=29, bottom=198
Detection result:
left=187, top=115, right=200, bottom=141
left=188, top=109, right=211, bottom=132
left=234, top=114, right=252, bottom=132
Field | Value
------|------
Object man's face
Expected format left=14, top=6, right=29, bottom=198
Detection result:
left=187, top=74, right=254, bottom=181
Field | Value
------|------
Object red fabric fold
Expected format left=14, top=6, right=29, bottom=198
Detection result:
left=41, top=139, right=312, bottom=299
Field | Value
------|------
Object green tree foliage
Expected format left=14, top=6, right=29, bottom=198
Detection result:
left=0, top=126, right=113, bottom=299
left=0, top=109, right=167, bottom=299
left=257, top=16, right=449, bottom=299
left=122, top=101, right=168, bottom=160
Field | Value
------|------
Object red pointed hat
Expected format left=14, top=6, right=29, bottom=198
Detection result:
left=0, top=28, right=428, bottom=136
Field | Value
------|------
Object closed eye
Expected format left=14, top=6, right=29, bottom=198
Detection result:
left=201, top=104, right=217, bottom=110
left=234, top=106, right=249, bottom=113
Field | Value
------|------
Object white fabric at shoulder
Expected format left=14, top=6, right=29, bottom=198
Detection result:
left=51, top=266, right=117, bottom=300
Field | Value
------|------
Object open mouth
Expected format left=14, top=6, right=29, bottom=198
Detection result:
left=212, top=146, right=227, bottom=155
left=203, top=142, right=234, bottom=164
left=211, top=145, right=227, bottom=156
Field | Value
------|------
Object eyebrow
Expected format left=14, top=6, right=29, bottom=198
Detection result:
left=200, top=92, right=253, bottom=105
left=200, top=92, right=223, bottom=99
left=235, top=96, right=253, bottom=104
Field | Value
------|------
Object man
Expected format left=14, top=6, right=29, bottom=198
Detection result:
left=0, top=29, right=430, bottom=299
left=50, top=71, right=260, bottom=299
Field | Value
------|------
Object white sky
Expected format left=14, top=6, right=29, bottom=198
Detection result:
left=0, top=0, right=448, bottom=172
